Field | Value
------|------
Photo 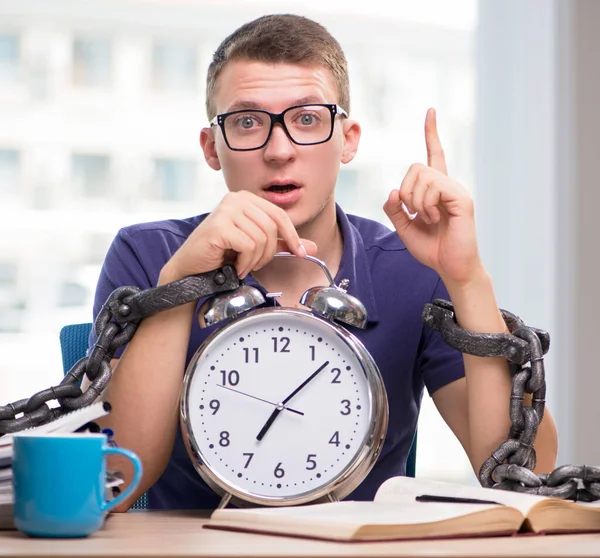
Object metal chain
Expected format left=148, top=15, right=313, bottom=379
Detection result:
left=0, top=266, right=240, bottom=435
left=423, top=298, right=600, bottom=501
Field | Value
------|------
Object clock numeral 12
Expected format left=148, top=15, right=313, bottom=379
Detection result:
left=272, top=336, right=290, bottom=353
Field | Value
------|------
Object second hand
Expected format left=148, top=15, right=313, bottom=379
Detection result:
left=217, top=384, right=304, bottom=416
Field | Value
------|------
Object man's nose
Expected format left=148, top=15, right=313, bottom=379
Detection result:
left=263, top=123, right=296, bottom=162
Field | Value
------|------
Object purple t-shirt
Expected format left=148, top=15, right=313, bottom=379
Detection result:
left=91, top=205, right=465, bottom=509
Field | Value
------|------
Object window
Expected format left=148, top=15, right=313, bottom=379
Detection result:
left=0, top=149, right=20, bottom=197
left=151, top=158, right=196, bottom=202
left=72, top=38, right=111, bottom=87
left=0, top=34, right=19, bottom=85
left=72, top=154, right=110, bottom=198
left=152, top=42, right=197, bottom=91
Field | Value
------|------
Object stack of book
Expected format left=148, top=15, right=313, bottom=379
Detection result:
left=0, top=401, right=120, bottom=529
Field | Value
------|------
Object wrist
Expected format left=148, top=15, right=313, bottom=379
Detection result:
left=443, top=267, right=507, bottom=334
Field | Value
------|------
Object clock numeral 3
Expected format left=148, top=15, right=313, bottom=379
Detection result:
left=219, top=431, right=230, bottom=447
left=220, top=369, right=240, bottom=386
left=340, top=399, right=352, bottom=415
left=329, top=431, right=340, bottom=447
left=272, top=336, right=290, bottom=353
left=274, top=462, right=285, bottom=478
left=306, top=454, right=317, bottom=470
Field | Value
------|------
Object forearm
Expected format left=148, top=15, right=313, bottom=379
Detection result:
left=445, top=268, right=558, bottom=474
left=93, top=298, right=196, bottom=510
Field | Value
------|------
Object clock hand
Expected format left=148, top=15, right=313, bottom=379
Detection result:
left=256, top=361, right=329, bottom=441
left=216, top=384, right=304, bottom=416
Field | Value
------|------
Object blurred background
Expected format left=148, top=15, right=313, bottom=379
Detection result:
left=0, top=0, right=599, bottom=486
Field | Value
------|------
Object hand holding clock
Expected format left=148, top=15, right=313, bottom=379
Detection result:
left=256, top=361, right=330, bottom=441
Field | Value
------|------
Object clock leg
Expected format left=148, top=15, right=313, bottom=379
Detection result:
left=327, top=492, right=339, bottom=503
left=217, top=493, right=233, bottom=509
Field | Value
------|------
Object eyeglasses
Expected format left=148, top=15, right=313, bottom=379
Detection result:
left=209, top=103, right=348, bottom=151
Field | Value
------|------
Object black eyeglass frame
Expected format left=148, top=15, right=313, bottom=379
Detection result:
left=209, top=103, right=348, bottom=152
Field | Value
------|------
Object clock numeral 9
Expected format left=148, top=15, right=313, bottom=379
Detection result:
left=306, top=454, right=317, bottom=470
left=209, top=399, right=220, bottom=415
left=219, top=431, right=230, bottom=447
left=243, top=347, right=259, bottom=363
left=274, top=462, right=285, bottom=478
left=340, top=399, right=352, bottom=415
left=220, top=369, right=240, bottom=386
left=272, top=336, right=290, bottom=353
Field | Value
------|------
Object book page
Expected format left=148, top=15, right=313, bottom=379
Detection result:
left=374, top=476, right=549, bottom=516
left=0, top=400, right=111, bottom=460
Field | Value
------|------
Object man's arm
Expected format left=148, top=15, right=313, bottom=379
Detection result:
left=431, top=268, right=558, bottom=476
left=86, top=192, right=315, bottom=511
left=383, top=108, right=557, bottom=478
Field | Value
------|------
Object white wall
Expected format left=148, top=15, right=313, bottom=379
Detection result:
left=476, top=0, right=600, bottom=466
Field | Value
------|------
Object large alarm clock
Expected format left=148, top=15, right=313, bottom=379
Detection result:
left=180, top=253, right=388, bottom=509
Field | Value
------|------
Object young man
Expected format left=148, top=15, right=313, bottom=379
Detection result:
left=90, top=14, right=558, bottom=511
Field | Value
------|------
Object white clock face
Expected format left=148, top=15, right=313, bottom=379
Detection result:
left=183, top=308, right=376, bottom=502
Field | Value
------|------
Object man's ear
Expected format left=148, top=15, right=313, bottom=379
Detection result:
left=341, top=119, right=361, bottom=164
left=200, top=127, right=221, bottom=171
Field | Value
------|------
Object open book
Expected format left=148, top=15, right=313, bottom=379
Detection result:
left=206, top=476, right=600, bottom=542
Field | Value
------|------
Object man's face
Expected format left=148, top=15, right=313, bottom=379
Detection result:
left=201, top=60, right=360, bottom=231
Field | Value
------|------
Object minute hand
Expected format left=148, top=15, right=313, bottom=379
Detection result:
left=256, top=361, right=330, bottom=442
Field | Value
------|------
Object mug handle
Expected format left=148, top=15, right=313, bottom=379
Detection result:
left=100, top=447, right=143, bottom=512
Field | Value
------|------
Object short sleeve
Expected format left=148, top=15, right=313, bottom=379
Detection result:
left=88, top=228, right=154, bottom=355
left=417, top=278, right=465, bottom=395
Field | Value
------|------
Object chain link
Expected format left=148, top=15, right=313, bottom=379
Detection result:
left=0, top=266, right=240, bottom=435
left=2, top=270, right=597, bottom=502
left=423, top=298, right=600, bottom=501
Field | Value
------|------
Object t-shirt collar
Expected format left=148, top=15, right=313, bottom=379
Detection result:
left=334, top=204, right=380, bottom=325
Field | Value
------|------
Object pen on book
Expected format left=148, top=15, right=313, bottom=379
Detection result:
left=416, top=494, right=503, bottom=505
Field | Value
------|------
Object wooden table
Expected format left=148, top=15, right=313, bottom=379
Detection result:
left=1, top=511, right=600, bottom=558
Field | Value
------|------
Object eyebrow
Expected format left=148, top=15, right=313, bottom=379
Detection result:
left=226, top=96, right=327, bottom=113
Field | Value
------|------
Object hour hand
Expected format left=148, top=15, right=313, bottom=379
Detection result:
left=256, top=361, right=329, bottom=441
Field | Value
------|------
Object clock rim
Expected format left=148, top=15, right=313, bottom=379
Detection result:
left=180, top=306, right=389, bottom=507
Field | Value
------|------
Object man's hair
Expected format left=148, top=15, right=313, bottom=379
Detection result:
left=205, top=14, right=350, bottom=120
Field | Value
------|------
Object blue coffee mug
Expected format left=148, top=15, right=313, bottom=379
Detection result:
left=12, top=432, right=143, bottom=538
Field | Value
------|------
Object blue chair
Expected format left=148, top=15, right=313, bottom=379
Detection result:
left=59, top=323, right=148, bottom=510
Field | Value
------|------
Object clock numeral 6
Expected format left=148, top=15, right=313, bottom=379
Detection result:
left=219, top=431, right=230, bottom=447
left=220, top=369, right=239, bottom=386
left=272, top=336, right=290, bottom=353
left=306, top=454, right=317, bottom=470
left=274, top=462, right=285, bottom=478
left=340, top=399, right=352, bottom=415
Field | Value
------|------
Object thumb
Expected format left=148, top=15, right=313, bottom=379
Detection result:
left=276, top=238, right=318, bottom=257
left=383, top=189, right=413, bottom=238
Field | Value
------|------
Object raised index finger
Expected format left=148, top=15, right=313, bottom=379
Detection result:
left=425, top=108, right=448, bottom=175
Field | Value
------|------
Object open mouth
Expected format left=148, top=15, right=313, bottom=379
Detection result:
left=267, top=184, right=298, bottom=194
